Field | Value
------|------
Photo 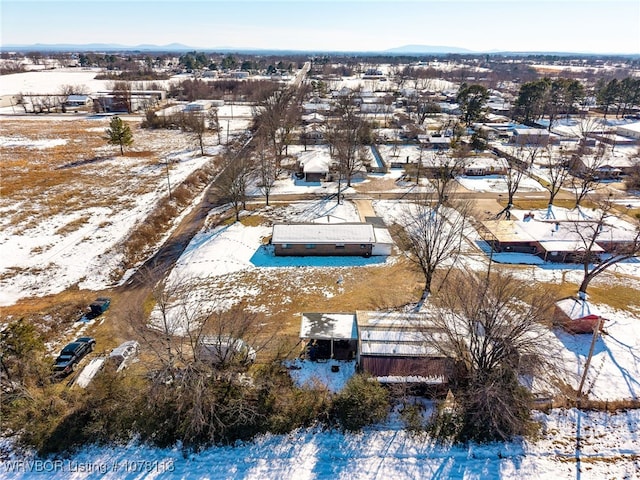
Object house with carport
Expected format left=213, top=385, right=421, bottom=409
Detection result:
left=299, top=310, right=454, bottom=392
left=481, top=211, right=638, bottom=263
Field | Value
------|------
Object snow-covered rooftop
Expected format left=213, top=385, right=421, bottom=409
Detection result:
left=300, top=313, right=357, bottom=340
left=272, top=223, right=376, bottom=244
left=555, top=297, right=604, bottom=320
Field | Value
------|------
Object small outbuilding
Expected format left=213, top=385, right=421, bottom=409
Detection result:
left=298, top=153, right=330, bottom=182
left=65, top=94, right=93, bottom=109
left=553, top=296, right=607, bottom=334
left=463, top=156, right=508, bottom=176
left=355, top=310, right=453, bottom=389
left=300, top=313, right=358, bottom=360
left=511, top=128, right=550, bottom=146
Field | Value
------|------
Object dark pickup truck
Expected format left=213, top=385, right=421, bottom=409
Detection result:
left=90, top=297, right=111, bottom=316
left=52, top=337, right=96, bottom=376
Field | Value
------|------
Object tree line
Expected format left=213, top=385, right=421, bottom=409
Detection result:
left=514, top=76, right=640, bottom=126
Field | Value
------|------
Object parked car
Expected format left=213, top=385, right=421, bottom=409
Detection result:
left=198, top=335, right=256, bottom=366
left=107, top=340, right=139, bottom=372
left=53, top=337, right=96, bottom=376
left=89, top=297, right=111, bottom=316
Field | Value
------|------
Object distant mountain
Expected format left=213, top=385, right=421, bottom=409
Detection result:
left=2, top=42, right=637, bottom=57
left=385, top=44, right=475, bottom=54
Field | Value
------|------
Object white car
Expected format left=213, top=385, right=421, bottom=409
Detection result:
left=198, top=336, right=256, bottom=366
left=108, top=340, right=139, bottom=372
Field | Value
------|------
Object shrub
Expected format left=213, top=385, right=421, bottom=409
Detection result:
left=36, top=371, right=145, bottom=455
left=427, top=405, right=464, bottom=443
left=399, top=402, right=427, bottom=433
left=331, top=374, right=390, bottom=431
left=458, top=369, right=537, bottom=443
left=429, top=368, right=538, bottom=444
left=257, top=364, right=332, bottom=433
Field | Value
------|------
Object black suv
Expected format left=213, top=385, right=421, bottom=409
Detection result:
left=53, top=337, right=96, bottom=376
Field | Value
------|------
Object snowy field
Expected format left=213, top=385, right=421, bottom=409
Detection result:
left=148, top=198, right=384, bottom=333
left=0, top=117, right=225, bottom=306
left=1, top=408, right=638, bottom=479
left=0, top=68, right=114, bottom=96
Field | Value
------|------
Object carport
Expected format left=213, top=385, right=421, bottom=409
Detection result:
left=300, top=313, right=358, bottom=360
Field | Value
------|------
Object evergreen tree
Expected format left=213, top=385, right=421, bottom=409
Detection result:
left=456, top=83, right=489, bottom=126
left=106, top=116, right=133, bottom=155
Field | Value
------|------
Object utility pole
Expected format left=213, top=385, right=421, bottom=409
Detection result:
left=577, top=316, right=603, bottom=400
left=164, top=159, right=172, bottom=200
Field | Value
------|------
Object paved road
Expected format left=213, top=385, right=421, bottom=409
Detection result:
left=294, top=62, right=311, bottom=88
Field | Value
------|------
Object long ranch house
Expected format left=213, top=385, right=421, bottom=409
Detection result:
left=272, top=223, right=393, bottom=257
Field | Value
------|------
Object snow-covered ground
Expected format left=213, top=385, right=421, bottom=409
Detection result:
left=0, top=132, right=220, bottom=306
left=456, top=174, right=546, bottom=193
left=150, top=196, right=640, bottom=402
left=148, top=199, right=384, bottom=332
left=2, top=71, right=640, bottom=478
left=0, top=68, right=181, bottom=97
left=0, top=68, right=113, bottom=97
left=287, top=359, right=356, bottom=393
left=1, top=408, right=638, bottom=479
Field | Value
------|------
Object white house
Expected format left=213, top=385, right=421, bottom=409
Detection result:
left=272, top=223, right=392, bottom=257
left=617, top=121, right=640, bottom=140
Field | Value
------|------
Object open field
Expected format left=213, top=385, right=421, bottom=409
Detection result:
left=0, top=116, right=222, bottom=306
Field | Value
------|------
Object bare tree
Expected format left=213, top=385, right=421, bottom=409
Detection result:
left=572, top=197, right=640, bottom=296
left=133, top=273, right=277, bottom=448
left=193, top=308, right=272, bottom=370
left=180, top=110, right=207, bottom=156
left=496, top=161, right=524, bottom=220
left=427, top=270, right=555, bottom=443
left=405, top=143, right=428, bottom=185
left=215, top=137, right=254, bottom=221
left=254, top=137, right=277, bottom=206
left=139, top=269, right=274, bottom=376
left=111, top=81, right=132, bottom=113
left=137, top=274, right=201, bottom=383
left=391, top=64, right=412, bottom=91
left=253, top=86, right=299, bottom=172
left=19, top=92, right=59, bottom=114
left=208, top=107, right=222, bottom=145
left=396, top=196, right=471, bottom=307
left=568, top=141, right=607, bottom=211
left=541, top=146, right=571, bottom=218
left=328, top=89, right=371, bottom=197
left=430, top=151, right=464, bottom=206
left=576, top=115, right=602, bottom=147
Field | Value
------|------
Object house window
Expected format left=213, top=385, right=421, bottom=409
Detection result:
left=282, top=244, right=291, bottom=249
left=305, top=244, right=316, bottom=249
left=336, top=243, right=345, bottom=249
left=360, top=244, right=367, bottom=249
